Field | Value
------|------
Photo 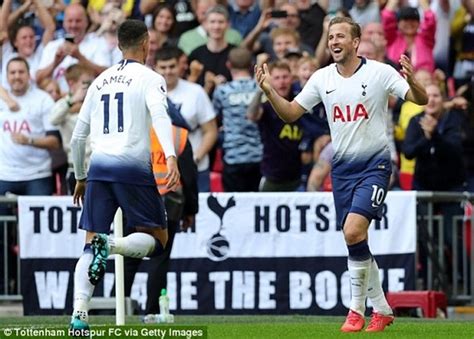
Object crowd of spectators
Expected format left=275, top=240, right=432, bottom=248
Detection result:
left=0, top=0, right=473, bottom=196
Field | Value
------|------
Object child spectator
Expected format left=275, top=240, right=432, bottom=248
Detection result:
left=49, top=64, right=95, bottom=193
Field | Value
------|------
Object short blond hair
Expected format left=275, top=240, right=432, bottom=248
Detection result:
left=268, top=60, right=291, bottom=74
left=297, top=56, right=319, bottom=70
left=270, top=27, right=300, bottom=44
left=65, top=64, right=95, bottom=83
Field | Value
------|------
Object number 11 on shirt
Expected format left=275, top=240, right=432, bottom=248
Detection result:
left=101, top=92, right=124, bottom=134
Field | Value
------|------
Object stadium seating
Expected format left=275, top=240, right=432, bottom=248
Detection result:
left=386, top=290, right=447, bottom=318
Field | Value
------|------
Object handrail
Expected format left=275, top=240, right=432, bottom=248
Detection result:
left=1, top=191, right=472, bottom=202
left=416, top=191, right=474, bottom=202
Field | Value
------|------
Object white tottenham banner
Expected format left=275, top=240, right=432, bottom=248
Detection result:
left=18, top=192, right=417, bottom=315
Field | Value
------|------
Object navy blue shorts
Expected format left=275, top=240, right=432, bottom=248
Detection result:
left=332, top=171, right=390, bottom=229
left=79, top=180, right=167, bottom=234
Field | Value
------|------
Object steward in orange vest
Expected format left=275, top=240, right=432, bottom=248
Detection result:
left=149, top=125, right=198, bottom=223
left=125, top=123, right=198, bottom=317
left=151, top=125, right=188, bottom=195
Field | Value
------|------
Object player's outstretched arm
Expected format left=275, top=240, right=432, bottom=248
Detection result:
left=400, top=55, right=428, bottom=105
left=254, top=63, right=306, bottom=122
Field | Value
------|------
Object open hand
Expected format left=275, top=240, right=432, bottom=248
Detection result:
left=399, top=54, right=414, bottom=82
left=254, top=63, right=272, bottom=95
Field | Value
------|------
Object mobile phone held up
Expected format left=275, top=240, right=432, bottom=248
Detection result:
left=65, top=34, right=75, bottom=43
left=270, top=10, right=287, bottom=18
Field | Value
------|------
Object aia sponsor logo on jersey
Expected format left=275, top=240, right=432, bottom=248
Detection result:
left=279, top=124, right=303, bottom=140
left=332, top=104, right=368, bottom=122
left=3, top=119, right=31, bottom=134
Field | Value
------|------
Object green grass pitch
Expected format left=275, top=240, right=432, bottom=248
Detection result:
left=1, top=315, right=474, bottom=338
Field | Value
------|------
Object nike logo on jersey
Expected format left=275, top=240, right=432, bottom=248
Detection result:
left=326, top=89, right=336, bottom=94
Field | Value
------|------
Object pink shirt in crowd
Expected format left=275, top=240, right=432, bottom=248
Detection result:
left=381, top=8, right=436, bottom=72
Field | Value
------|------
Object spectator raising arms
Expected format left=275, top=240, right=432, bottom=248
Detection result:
left=382, top=0, right=436, bottom=72
left=88, top=2, right=127, bottom=64
left=0, top=0, right=56, bottom=87
left=248, top=61, right=303, bottom=192
left=36, top=3, right=112, bottom=92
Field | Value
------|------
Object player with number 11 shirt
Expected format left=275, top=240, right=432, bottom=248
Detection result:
left=69, top=19, right=180, bottom=331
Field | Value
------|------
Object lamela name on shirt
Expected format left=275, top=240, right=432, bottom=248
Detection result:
left=95, top=75, right=133, bottom=90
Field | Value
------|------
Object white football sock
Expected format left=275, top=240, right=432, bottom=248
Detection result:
left=367, top=258, right=392, bottom=315
left=73, top=250, right=94, bottom=320
left=348, top=258, right=371, bottom=316
left=109, top=232, right=156, bottom=258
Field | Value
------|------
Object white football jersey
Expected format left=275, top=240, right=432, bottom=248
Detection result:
left=295, top=58, right=409, bottom=178
left=76, top=59, right=171, bottom=185
left=0, top=87, right=56, bottom=181
left=167, top=79, right=216, bottom=171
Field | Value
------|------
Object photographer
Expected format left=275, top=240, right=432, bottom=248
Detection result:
left=36, top=3, right=111, bottom=92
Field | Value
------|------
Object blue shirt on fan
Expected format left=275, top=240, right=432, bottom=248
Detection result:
left=213, top=78, right=263, bottom=165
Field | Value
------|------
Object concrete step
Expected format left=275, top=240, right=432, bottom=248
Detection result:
left=0, top=302, right=23, bottom=317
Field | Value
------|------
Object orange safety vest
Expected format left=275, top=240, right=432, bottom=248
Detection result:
left=150, top=126, right=188, bottom=195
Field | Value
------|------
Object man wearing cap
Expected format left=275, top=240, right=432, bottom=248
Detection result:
left=381, top=0, right=436, bottom=72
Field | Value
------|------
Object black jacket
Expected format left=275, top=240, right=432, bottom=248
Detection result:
left=403, top=110, right=465, bottom=191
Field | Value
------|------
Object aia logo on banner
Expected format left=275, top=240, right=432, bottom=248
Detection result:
left=206, top=195, right=236, bottom=261
left=332, top=104, right=368, bottom=122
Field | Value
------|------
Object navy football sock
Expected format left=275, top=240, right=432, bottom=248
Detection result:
left=347, top=239, right=372, bottom=261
